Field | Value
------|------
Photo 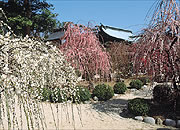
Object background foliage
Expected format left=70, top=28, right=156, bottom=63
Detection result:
left=107, top=42, right=133, bottom=79
left=0, top=0, right=60, bottom=37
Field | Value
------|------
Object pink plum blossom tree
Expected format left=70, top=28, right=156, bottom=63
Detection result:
left=133, top=0, right=179, bottom=112
left=59, top=23, right=111, bottom=82
left=133, top=0, right=179, bottom=88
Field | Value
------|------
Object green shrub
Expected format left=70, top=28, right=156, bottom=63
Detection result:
left=128, top=98, right=150, bottom=116
left=113, top=82, right=127, bottom=94
left=40, top=85, right=91, bottom=103
left=40, top=87, right=64, bottom=103
left=93, top=84, right=114, bottom=101
left=138, top=77, right=150, bottom=85
left=153, top=84, right=174, bottom=105
left=75, top=85, right=91, bottom=103
left=41, top=87, right=52, bottom=102
left=130, top=79, right=143, bottom=90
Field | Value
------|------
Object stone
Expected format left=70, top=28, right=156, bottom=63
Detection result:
left=156, top=118, right=163, bottom=125
left=120, top=78, right=125, bottom=82
left=130, top=89, right=137, bottom=92
left=164, top=119, right=176, bottom=127
left=93, top=96, right=98, bottom=101
left=134, top=116, right=143, bottom=121
left=143, top=117, right=156, bottom=125
left=114, top=94, right=118, bottom=96
left=142, top=85, right=148, bottom=89
left=84, top=101, right=91, bottom=104
left=152, top=82, right=158, bottom=88
left=177, top=120, right=180, bottom=128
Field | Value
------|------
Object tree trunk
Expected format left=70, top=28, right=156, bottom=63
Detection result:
left=24, top=0, right=31, bottom=36
left=8, top=0, right=15, bottom=2
left=176, top=93, right=180, bottom=116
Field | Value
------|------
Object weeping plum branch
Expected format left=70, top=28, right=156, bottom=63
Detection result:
left=0, top=18, right=78, bottom=129
left=133, top=0, right=179, bottom=88
left=60, top=23, right=111, bottom=81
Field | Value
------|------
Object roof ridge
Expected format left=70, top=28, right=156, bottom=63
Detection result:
left=100, top=23, right=132, bottom=33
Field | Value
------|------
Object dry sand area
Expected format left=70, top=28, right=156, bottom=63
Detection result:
left=0, top=90, right=172, bottom=130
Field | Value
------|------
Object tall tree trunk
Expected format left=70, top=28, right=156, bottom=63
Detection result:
left=7, top=0, right=15, bottom=6
left=8, top=0, right=15, bottom=2
left=24, top=0, right=31, bottom=36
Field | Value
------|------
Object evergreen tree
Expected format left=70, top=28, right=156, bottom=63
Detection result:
left=0, top=0, right=60, bottom=37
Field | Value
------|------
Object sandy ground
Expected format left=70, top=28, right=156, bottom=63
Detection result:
left=0, top=89, right=172, bottom=130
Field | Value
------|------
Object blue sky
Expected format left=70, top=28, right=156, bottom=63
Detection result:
left=46, top=0, right=158, bottom=34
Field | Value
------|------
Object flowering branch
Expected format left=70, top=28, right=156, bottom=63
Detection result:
left=60, top=23, right=111, bottom=81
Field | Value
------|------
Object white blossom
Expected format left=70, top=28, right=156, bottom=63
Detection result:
left=0, top=30, right=79, bottom=103
left=0, top=18, right=80, bottom=129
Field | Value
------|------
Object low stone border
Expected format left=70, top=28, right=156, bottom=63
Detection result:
left=134, top=116, right=180, bottom=128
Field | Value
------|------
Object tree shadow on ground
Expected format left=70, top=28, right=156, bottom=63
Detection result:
left=157, top=128, right=172, bottom=130
left=91, top=98, right=177, bottom=130
left=91, top=98, right=134, bottom=118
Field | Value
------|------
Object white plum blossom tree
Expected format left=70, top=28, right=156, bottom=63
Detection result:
left=0, top=18, right=78, bottom=129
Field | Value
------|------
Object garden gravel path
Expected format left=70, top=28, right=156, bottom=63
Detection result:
left=0, top=87, right=172, bottom=129
left=43, top=92, right=168, bottom=130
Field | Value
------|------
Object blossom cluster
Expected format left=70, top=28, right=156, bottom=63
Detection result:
left=60, top=23, right=111, bottom=79
left=133, top=0, right=179, bottom=83
left=0, top=21, right=78, bottom=129
left=0, top=32, right=78, bottom=99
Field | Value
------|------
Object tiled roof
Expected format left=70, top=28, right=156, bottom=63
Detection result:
left=46, top=31, right=65, bottom=41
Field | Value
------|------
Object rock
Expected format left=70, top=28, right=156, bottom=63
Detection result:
left=156, top=118, right=163, bottom=125
left=164, top=119, right=176, bottom=127
left=143, top=117, right=156, bottom=125
left=84, top=101, right=91, bottom=104
left=142, top=85, right=148, bottom=89
left=114, top=94, right=118, bottom=96
left=130, top=89, right=137, bottom=92
left=177, top=120, right=180, bottom=128
left=93, top=96, right=98, bottom=101
left=152, top=82, right=158, bottom=88
left=120, top=78, right=125, bottom=82
left=134, top=116, right=143, bottom=121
